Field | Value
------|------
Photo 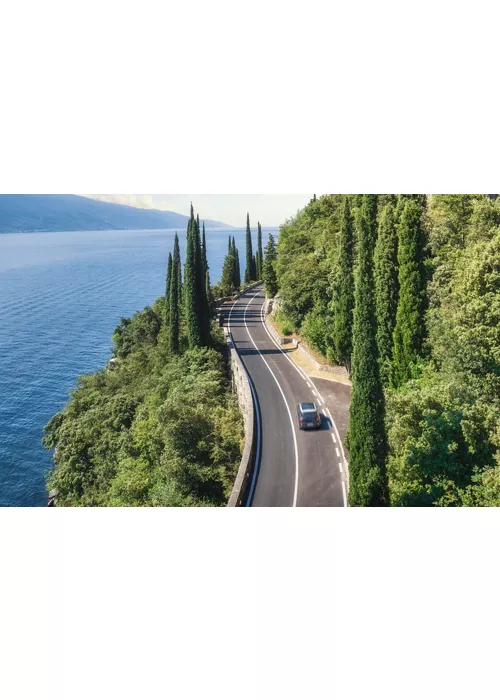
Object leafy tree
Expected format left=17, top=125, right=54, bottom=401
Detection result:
left=263, top=233, right=278, bottom=298
left=374, top=202, right=399, bottom=384
left=220, top=250, right=237, bottom=297
left=391, top=199, right=427, bottom=388
left=244, top=213, right=255, bottom=283
left=332, top=197, right=355, bottom=371
left=348, top=194, right=389, bottom=506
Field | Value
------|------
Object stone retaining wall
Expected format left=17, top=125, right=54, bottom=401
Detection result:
left=226, top=330, right=257, bottom=507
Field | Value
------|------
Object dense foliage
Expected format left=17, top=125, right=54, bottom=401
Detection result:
left=272, top=193, right=500, bottom=506
left=348, top=196, right=389, bottom=506
left=45, top=208, right=244, bottom=507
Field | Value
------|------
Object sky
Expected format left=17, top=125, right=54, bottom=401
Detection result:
left=83, top=194, right=315, bottom=227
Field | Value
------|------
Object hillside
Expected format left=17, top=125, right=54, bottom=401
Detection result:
left=0, top=194, right=230, bottom=233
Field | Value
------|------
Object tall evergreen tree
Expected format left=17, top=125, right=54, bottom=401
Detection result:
left=193, top=213, right=210, bottom=346
left=332, top=197, right=355, bottom=372
left=391, top=199, right=427, bottom=388
left=169, top=238, right=181, bottom=355
left=262, top=234, right=278, bottom=297
left=244, top=213, right=255, bottom=283
left=201, top=222, right=208, bottom=276
left=256, top=222, right=263, bottom=279
left=374, top=203, right=399, bottom=384
left=231, top=237, right=241, bottom=289
left=184, top=207, right=202, bottom=348
left=165, top=252, right=173, bottom=326
left=174, top=231, right=182, bottom=308
left=349, top=194, right=389, bottom=507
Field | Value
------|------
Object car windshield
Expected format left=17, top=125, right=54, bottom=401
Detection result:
left=301, top=403, right=315, bottom=411
left=302, top=410, right=317, bottom=418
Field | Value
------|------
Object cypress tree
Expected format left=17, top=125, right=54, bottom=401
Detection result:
left=391, top=199, right=427, bottom=388
left=193, top=213, right=210, bottom=346
left=175, top=231, right=182, bottom=304
left=235, top=247, right=241, bottom=289
left=332, top=197, right=355, bottom=372
left=201, top=222, right=208, bottom=277
left=165, top=252, right=173, bottom=327
left=257, top=222, right=263, bottom=279
left=262, top=234, right=278, bottom=297
left=231, top=237, right=241, bottom=290
left=169, top=236, right=181, bottom=355
left=244, top=213, right=255, bottom=283
left=184, top=207, right=202, bottom=348
left=349, top=194, right=389, bottom=507
left=202, top=224, right=211, bottom=303
left=374, top=203, right=399, bottom=385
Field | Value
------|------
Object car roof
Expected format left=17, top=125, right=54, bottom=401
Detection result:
left=299, top=402, right=317, bottom=411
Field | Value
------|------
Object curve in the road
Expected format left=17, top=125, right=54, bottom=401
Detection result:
left=227, top=286, right=347, bottom=508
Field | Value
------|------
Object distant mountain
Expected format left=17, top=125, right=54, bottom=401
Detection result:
left=0, top=195, right=232, bottom=233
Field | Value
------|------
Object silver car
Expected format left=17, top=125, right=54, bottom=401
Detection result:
left=297, top=402, right=321, bottom=430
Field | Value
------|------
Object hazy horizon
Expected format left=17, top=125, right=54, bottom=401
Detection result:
left=81, top=194, right=315, bottom=227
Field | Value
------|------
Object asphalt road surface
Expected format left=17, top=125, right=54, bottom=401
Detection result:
left=225, top=285, right=350, bottom=508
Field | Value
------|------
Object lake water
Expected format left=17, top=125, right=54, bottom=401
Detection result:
left=0, top=227, right=278, bottom=507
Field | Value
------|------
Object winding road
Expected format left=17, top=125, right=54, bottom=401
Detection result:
left=225, top=285, right=351, bottom=508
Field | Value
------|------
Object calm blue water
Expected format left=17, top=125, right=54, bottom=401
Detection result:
left=0, top=227, right=278, bottom=507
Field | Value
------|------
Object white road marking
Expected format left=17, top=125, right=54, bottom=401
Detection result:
left=338, top=462, right=343, bottom=473
left=307, top=383, right=312, bottom=388
left=235, top=291, right=300, bottom=507
left=335, top=447, right=340, bottom=458
left=342, top=482, right=348, bottom=507
left=332, top=433, right=337, bottom=444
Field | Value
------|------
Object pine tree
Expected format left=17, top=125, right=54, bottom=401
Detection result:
left=391, top=199, right=427, bottom=388
left=256, top=222, right=263, bottom=279
left=165, top=252, right=173, bottom=327
left=374, top=203, right=399, bottom=384
left=262, top=234, right=278, bottom=297
left=348, top=194, right=389, bottom=507
left=332, top=197, right=355, bottom=372
left=169, top=236, right=181, bottom=355
left=244, top=213, right=255, bottom=283
left=184, top=207, right=202, bottom=348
